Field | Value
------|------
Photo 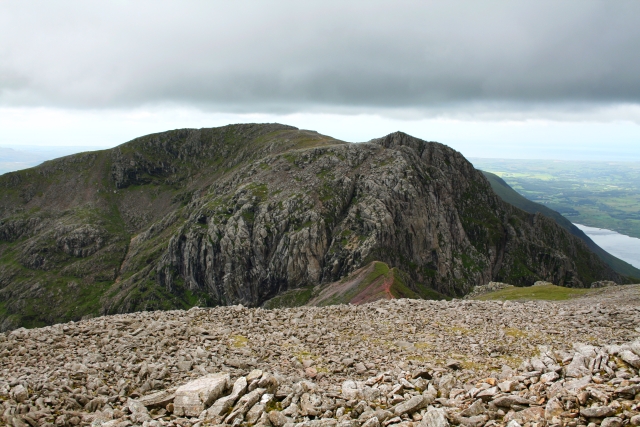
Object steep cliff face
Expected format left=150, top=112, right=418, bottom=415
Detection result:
left=0, top=124, right=622, bottom=330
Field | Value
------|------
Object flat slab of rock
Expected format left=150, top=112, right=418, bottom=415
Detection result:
left=174, top=373, right=230, bottom=417
left=619, top=350, right=640, bottom=368
left=580, top=406, right=616, bottom=418
left=137, top=390, right=175, bottom=408
left=492, top=395, right=531, bottom=408
left=394, top=395, right=427, bottom=416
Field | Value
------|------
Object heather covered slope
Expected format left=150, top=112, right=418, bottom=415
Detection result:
left=0, top=124, right=623, bottom=330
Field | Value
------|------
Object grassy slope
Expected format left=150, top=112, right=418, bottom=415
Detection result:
left=482, top=171, right=640, bottom=280
left=295, top=261, right=447, bottom=308
left=473, top=283, right=595, bottom=301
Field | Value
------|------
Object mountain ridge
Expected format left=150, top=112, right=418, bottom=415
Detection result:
left=0, top=124, right=625, bottom=330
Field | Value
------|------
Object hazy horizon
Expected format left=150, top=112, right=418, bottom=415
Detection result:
left=2, top=1, right=640, bottom=161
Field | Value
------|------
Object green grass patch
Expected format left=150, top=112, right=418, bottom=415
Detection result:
left=247, top=183, right=268, bottom=200
left=474, top=284, right=595, bottom=301
left=230, top=335, right=249, bottom=348
left=262, top=287, right=314, bottom=309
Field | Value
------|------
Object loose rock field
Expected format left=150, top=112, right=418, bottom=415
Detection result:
left=1, top=285, right=640, bottom=427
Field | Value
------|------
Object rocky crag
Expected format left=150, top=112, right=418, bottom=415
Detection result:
left=1, top=285, right=640, bottom=427
left=0, top=124, right=626, bottom=330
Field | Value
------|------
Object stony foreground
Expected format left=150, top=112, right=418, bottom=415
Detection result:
left=1, top=285, right=640, bottom=427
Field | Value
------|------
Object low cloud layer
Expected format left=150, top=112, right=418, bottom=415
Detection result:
left=1, top=1, right=640, bottom=115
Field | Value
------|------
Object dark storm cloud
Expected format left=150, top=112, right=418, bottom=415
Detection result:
left=1, top=1, right=640, bottom=112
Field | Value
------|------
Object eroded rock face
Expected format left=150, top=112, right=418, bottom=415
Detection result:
left=149, top=131, right=620, bottom=311
left=0, top=124, right=623, bottom=329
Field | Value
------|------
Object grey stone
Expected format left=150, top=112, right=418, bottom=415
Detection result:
left=619, top=350, right=640, bottom=368
left=601, top=417, right=623, bottom=427
left=393, top=395, right=427, bottom=416
left=361, top=417, right=380, bottom=427
left=173, top=372, right=230, bottom=417
left=491, top=395, right=530, bottom=408
left=269, top=411, right=290, bottom=427
left=420, top=408, right=449, bottom=427
left=580, top=406, right=616, bottom=418
left=341, top=380, right=363, bottom=400
left=459, top=399, right=485, bottom=417
left=137, top=390, right=175, bottom=408
left=11, top=385, right=28, bottom=403
left=565, top=353, right=591, bottom=378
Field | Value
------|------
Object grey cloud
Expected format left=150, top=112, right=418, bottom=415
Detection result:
left=1, top=0, right=640, bottom=113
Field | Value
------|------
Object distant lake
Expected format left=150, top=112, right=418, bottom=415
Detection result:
left=574, top=224, right=640, bottom=269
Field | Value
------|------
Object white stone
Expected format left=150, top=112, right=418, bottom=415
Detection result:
left=619, top=350, right=640, bottom=368
left=341, top=380, right=363, bottom=400
left=420, top=408, right=449, bottom=427
left=174, top=373, right=230, bottom=417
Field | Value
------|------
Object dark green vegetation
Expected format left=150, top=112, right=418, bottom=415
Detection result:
left=482, top=171, right=640, bottom=279
left=472, top=159, right=640, bottom=239
left=263, top=260, right=448, bottom=308
left=473, top=283, right=595, bottom=301
left=261, top=287, right=315, bottom=309
left=0, top=124, right=626, bottom=330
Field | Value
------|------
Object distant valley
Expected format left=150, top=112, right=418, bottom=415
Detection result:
left=471, top=158, right=640, bottom=239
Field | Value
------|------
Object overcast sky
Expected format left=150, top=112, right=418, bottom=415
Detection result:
left=1, top=1, right=640, bottom=160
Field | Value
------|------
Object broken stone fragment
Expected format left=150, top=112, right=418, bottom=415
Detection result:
left=580, top=406, right=616, bottom=418
left=476, top=386, right=498, bottom=401
left=504, top=407, right=545, bottom=424
left=420, top=408, right=449, bottom=427
left=224, top=387, right=267, bottom=424
left=491, top=395, right=531, bottom=408
left=11, top=384, right=28, bottom=403
left=453, top=414, right=488, bottom=427
left=393, top=395, right=427, bottom=416
left=173, top=372, right=230, bottom=417
left=127, top=397, right=151, bottom=423
left=341, top=380, right=363, bottom=400
left=545, top=396, right=564, bottom=421
left=204, top=376, right=248, bottom=420
left=257, top=372, right=279, bottom=392
left=245, top=402, right=266, bottom=424
left=540, top=371, right=559, bottom=383
left=619, top=350, right=640, bottom=368
left=362, top=416, right=380, bottom=427
left=137, top=390, right=175, bottom=408
left=601, top=417, right=624, bottom=427
left=437, top=374, right=456, bottom=398
left=498, top=380, right=516, bottom=392
left=565, top=353, right=591, bottom=378
left=268, top=410, right=290, bottom=427
left=246, top=369, right=263, bottom=382
left=300, top=392, right=323, bottom=417
left=459, top=399, right=485, bottom=417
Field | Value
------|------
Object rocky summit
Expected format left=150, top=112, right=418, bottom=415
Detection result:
left=1, top=285, right=640, bottom=427
left=0, top=123, right=628, bottom=330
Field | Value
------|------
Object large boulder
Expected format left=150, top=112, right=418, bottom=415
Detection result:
left=173, top=373, right=230, bottom=417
